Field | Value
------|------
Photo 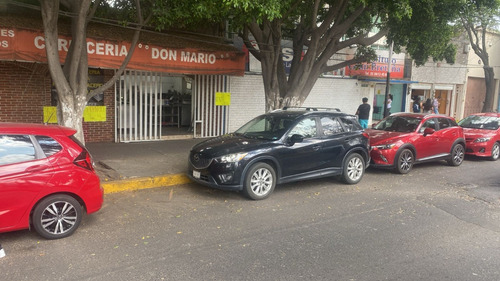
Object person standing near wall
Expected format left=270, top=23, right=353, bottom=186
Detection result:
left=385, top=94, right=393, bottom=117
left=412, top=96, right=421, bottom=113
left=433, top=97, right=439, bottom=114
left=423, top=98, right=433, bottom=113
left=356, top=97, right=371, bottom=129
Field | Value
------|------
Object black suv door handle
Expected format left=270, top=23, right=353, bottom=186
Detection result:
left=312, top=145, right=321, bottom=151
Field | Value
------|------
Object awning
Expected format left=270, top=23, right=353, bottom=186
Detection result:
left=435, top=85, right=454, bottom=90
left=411, top=84, right=432, bottom=90
left=0, top=16, right=245, bottom=76
left=357, top=77, right=419, bottom=84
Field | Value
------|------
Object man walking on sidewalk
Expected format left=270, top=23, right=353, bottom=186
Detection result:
left=356, top=97, right=371, bottom=129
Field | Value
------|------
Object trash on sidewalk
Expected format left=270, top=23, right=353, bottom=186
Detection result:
left=0, top=244, right=5, bottom=258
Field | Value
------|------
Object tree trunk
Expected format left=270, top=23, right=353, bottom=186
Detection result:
left=57, top=88, right=88, bottom=143
left=482, top=66, right=495, bottom=112
left=40, top=0, right=147, bottom=144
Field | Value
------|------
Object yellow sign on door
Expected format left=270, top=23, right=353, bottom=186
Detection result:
left=215, top=92, right=231, bottom=106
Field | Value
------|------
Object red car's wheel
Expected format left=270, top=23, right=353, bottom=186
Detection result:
left=32, top=195, right=83, bottom=240
left=447, top=143, right=465, bottom=166
left=490, top=142, right=500, bottom=161
left=395, top=148, right=413, bottom=174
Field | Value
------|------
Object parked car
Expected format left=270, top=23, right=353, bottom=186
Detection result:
left=366, top=113, right=465, bottom=174
left=0, top=123, right=103, bottom=239
left=188, top=107, right=370, bottom=200
left=458, top=113, right=500, bottom=161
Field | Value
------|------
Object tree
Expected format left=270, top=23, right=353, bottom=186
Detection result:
left=459, top=0, right=500, bottom=112
left=39, top=0, right=151, bottom=143
left=184, top=0, right=460, bottom=111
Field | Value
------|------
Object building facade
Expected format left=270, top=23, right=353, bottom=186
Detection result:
left=3, top=11, right=499, bottom=143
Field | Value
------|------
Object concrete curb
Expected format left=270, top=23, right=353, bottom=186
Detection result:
left=101, top=173, right=192, bottom=194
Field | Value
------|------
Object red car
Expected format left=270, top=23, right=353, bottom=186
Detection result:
left=458, top=113, right=500, bottom=161
left=0, top=123, right=103, bottom=239
left=366, top=113, right=465, bottom=174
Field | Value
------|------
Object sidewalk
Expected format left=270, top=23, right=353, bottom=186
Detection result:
left=86, top=138, right=203, bottom=194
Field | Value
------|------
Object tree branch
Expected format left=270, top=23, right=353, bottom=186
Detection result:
left=88, top=1, right=152, bottom=99
left=323, top=56, right=371, bottom=73
left=40, top=0, right=72, bottom=95
left=315, top=0, right=348, bottom=37
left=86, top=0, right=102, bottom=24
left=67, top=0, right=92, bottom=89
left=240, top=27, right=261, bottom=61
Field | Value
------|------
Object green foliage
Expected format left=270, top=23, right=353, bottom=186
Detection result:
left=387, top=0, right=461, bottom=65
left=460, top=0, right=500, bottom=28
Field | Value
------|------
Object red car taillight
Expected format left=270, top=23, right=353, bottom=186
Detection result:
left=74, top=150, right=95, bottom=172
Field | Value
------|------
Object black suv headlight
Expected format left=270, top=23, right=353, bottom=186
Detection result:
left=219, top=152, right=248, bottom=163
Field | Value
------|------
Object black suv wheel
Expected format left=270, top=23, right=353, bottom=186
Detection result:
left=243, top=163, right=276, bottom=200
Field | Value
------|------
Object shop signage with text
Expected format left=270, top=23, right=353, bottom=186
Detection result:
left=0, top=27, right=245, bottom=76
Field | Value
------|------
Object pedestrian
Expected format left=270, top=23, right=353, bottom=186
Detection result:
left=423, top=98, right=433, bottom=113
left=412, top=96, right=421, bottom=113
left=433, top=97, right=439, bottom=114
left=385, top=94, right=393, bottom=117
left=356, top=97, right=371, bottom=129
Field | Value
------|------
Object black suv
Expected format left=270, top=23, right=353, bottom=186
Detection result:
left=188, top=107, right=370, bottom=200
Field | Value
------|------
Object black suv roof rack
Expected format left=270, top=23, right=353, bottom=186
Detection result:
left=281, top=106, right=341, bottom=112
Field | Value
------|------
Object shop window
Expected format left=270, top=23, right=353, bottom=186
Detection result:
left=51, top=68, right=105, bottom=106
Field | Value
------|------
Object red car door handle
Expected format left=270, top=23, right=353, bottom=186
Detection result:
left=25, top=165, right=49, bottom=172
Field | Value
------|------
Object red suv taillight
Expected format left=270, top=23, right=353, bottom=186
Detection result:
left=74, top=150, right=95, bottom=172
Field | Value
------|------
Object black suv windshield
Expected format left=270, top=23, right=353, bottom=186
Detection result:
left=373, top=115, right=421, bottom=133
left=459, top=115, right=500, bottom=130
left=235, top=114, right=297, bottom=140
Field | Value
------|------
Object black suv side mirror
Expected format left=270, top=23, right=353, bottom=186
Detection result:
left=287, top=134, right=304, bottom=145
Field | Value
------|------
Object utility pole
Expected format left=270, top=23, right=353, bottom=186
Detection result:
left=384, top=41, right=394, bottom=118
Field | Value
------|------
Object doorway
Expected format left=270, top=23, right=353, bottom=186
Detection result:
left=115, top=70, right=193, bottom=142
left=434, top=90, right=449, bottom=114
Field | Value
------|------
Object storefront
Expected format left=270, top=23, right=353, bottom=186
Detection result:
left=346, top=50, right=415, bottom=121
left=0, top=17, right=245, bottom=142
left=410, top=83, right=457, bottom=116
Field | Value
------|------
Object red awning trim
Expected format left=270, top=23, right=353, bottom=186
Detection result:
left=0, top=27, right=245, bottom=76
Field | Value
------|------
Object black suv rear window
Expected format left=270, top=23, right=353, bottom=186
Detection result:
left=0, top=135, right=36, bottom=165
left=35, top=135, right=62, bottom=157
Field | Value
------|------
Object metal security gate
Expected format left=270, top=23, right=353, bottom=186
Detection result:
left=193, top=75, right=230, bottom=138
left=115, top=70, right=162, bottom=142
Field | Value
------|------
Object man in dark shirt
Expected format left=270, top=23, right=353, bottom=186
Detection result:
left=356, top=97, right=371, bottom=129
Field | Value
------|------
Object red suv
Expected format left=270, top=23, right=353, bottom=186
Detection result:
left=458, top=113, right=500, bottom=161
left=0, top=123, right=103, bottom=239
left=366, top=113, right=465, bottom=174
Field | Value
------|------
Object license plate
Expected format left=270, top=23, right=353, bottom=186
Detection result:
left=193, top=170, right=201, bottom=179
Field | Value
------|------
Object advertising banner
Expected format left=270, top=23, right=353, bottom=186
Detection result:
left=0, top=27, right=245, bottom=76
left=345, top=50, right=405, bottom=79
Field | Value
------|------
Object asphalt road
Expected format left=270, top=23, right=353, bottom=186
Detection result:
left=1, top=157, right=500, bottom=281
